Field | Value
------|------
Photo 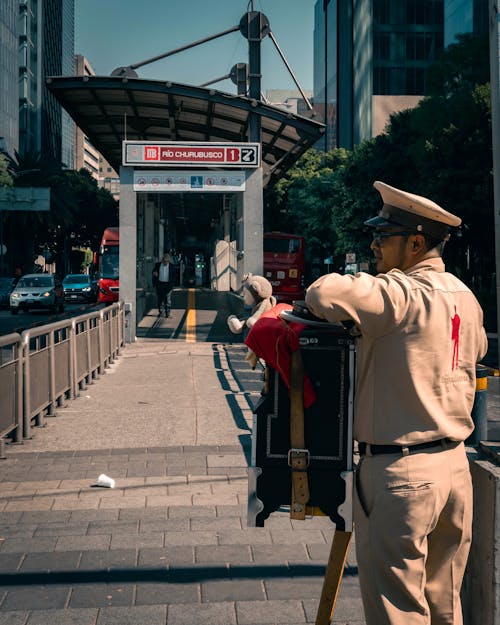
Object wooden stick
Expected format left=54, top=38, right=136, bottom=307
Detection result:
left=315, top=530, right=353, bottom=625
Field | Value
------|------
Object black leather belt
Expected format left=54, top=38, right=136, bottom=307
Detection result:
left=358, top=438, right=455, bottom=456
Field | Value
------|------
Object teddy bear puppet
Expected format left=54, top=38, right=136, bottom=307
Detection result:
left=227, top=274, right=276, bottom=335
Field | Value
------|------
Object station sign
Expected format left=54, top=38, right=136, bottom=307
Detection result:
left=123, top=141, right=260, bottom=168
left=133, top=170, right=246, bottom=192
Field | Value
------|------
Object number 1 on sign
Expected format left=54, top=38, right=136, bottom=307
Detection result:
left=227, top=148, right=240, bottom=162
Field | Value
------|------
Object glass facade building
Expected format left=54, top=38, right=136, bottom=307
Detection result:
left=314, top=0, right=445, bottom=150
left=41, top=0, right=74, bottom=167
left=18, top=0, right=74, bottom=166
left=373, top=0, right=443, bottom=96
left=19, top=0, right=42, bottom=158
left=444, top=0, right=488, bottom=46
left=0, top=0, right=19, bottom=157
left=60, top=0, right=75, bottom=168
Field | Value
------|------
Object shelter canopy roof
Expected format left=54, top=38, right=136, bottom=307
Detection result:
left=47, top=76, right=325, bottom=186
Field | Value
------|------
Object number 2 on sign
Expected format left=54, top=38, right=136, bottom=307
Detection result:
left=241, top=147, right=255, bottom=163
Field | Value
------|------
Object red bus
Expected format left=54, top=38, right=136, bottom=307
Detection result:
left=263, top=232, right=306, bottom=303
left=97, top=227, right=119, bottom=303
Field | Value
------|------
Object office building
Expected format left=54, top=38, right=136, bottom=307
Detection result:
left=74, top=55, right=120, bottom=197
left=0, top=0, right=19, bottom=158
left=19, top=0, right=74, bottom=167
left=265, top=89, right=314, bottom=115
left=444, top=0, right=488, bottom=46
left=74, top=55, right=100, bottom=179
left=98, top=155, right=120, bottom=201
left=314, top=0, right=444, bottom=150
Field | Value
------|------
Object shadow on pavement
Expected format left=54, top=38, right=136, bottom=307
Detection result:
left=0, top=562, right=359, bottom=586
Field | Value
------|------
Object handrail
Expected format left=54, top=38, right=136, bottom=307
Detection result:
left=0, top=302, right=125, bottom=443
left=0, top=333, right=23, bottom=452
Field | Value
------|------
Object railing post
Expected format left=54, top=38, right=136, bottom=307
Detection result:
left=22, top=332, right=32, bottom=439
left=70, top=319, right=77, bottom=399
left=45, top=330, right=55, bottom=419
left=466, top=364, right=489, bottom=445
left=100, top=308, right=108, bottom=368
left=14, top=335, right=23, bottom=443
left=97, top=311, right=104, bottom=374
left=85, top=318, right=92, bottom=383
left=119, top=302, right=124, bottom=348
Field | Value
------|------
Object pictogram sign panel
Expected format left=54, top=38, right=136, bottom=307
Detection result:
left=133, top=170, right=246, bottom=192
left=123, top=141, right=260, bottom=167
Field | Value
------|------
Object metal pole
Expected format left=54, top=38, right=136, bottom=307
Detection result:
left=130, top=25, right=240, bottom=71
left=268, top=31, right=313, bottom=110
left=246, top=11, right=265, bottom=143
left=0, top=208, right=3, bottom=275
left=198, top=74, right=231, bottom=88
left=490, top=0, right=500, bottom=367
left=466, top=364, right=489, bottom=445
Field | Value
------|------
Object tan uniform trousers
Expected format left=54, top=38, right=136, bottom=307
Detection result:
left=354, top=441, right=472, bottom=625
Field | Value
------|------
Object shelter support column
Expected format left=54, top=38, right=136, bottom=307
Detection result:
left=489, top=0, right=500, bottom=371
left=462, top=452, right=500, bottom=625
left=241, top=167, right=264, bottom=277
left=119, top=166, right=137, bottom=343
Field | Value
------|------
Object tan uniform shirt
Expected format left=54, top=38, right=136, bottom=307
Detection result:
left=305, top=258, right=488, bottom=445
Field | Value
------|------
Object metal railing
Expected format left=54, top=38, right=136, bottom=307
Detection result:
left=0, top=333, right=23, bottom=452
left=0, top=302, right=124, bottom=446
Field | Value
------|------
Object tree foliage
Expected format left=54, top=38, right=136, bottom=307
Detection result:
left=425, top=33, right=490, bottom=96
left=2, top=150, right=117, bottom=274
left=0, top=153, right=13, bottom=187
left=267, top=34, right=493, bottom=289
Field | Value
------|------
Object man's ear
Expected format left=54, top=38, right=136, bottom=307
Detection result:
left=412, top=234, right=425, bottom=252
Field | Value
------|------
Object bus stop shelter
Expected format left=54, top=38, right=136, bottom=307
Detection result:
left=47, top=75, right=325, bottom=340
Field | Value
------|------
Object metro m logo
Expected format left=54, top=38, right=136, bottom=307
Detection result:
left=144, top=146, right=159, bottom=160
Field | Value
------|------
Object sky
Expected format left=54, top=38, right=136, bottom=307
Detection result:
left=75, top=0, right=317, bottom=96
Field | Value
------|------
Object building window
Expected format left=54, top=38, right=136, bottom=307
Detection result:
left=406, top=0, right=442, bottom=26
left=374, top=33, right=391, bottom=60
left=405, top=67, right=425, bottom=94
left=374, top=0, right=391, bottom=24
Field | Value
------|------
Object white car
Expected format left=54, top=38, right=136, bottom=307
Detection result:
left=10, top=273, right=65, bottom=315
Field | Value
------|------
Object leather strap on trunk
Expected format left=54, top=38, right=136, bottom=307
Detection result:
left=289, top=349, right=310, bottom=520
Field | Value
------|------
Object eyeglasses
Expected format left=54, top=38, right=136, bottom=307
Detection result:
left=371, top=230, right=416, bottom=246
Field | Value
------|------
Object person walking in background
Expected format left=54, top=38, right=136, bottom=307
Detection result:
left=305, top=180, right=487, bottom=625
left=152, top=253, right=176, bottom=316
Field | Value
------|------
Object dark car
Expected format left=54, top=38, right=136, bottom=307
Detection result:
left=62, top=274, right=98, bottom=303
left=10, top=273, right=65, bottom=315
left=0, top=277, right=16, bottom=308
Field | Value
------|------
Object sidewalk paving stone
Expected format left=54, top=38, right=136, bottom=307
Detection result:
left=69, top=583, right=135, bottom=608
left=96, top=605, right=166, bottom=625
left=167, top=601, right=236, bottom=625
left=27, top=607, right=99, bottom=625
left=0, top=336, right=366, bottom=624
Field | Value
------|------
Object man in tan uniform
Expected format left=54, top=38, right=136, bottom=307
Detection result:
left=305, top=181, right=488, bottom=625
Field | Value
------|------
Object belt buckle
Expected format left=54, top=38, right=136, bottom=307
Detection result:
left=288, top=448, right=310, bottom=468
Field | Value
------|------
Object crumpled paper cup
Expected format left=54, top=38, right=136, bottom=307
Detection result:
left=96, top=473, right=115, bottom=488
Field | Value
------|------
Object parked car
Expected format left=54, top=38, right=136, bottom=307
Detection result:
left=0, top=277, right=16, bottom=308
left=62, top=273, right=98, bottom=303
left=10, top=273, right=65, bottom=315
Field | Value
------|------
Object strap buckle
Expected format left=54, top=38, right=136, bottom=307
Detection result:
left=288, top=448, right=310, bottom=469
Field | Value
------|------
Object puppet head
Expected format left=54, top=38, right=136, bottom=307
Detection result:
left=227, top=274, right=276, bottom=335
left=242, top=274, right=273, bottom=306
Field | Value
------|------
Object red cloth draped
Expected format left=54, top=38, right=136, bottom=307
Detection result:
left=244, top=303, right=317, bottom=408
